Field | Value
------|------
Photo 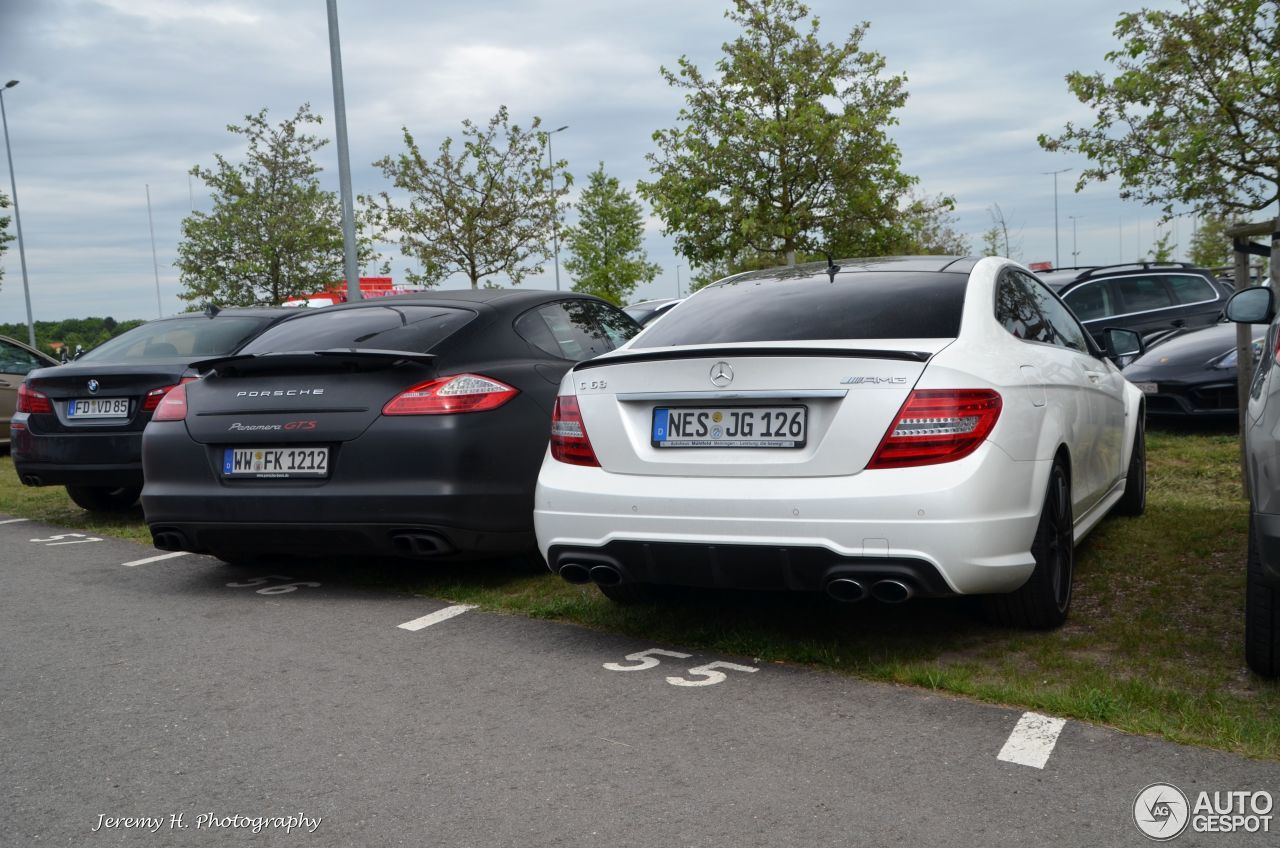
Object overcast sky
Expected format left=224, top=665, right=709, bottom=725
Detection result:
left=0, top=0, right=1195, bottom=323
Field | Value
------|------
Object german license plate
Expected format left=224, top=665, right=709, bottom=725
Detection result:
left=67, top=398, right=129, bottom=418
left=222, top=447, right=329, bottom=478
left=1135, top=382, right=1159, bottom=395
left=652, top=406, right=807, bottom=448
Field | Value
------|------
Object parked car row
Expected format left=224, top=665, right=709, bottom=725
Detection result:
left=6, top=257, right=1274, bottom=677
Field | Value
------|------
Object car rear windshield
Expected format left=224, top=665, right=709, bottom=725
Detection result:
left=78, top=316, right=273, bottom=362
left=631, top=270, right=968, bottom=347
left=237, top=304, right=476, bottom=354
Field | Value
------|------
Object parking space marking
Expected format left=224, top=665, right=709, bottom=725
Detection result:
left=0, top=517, right=30, bottom=525
left=997, top=712, right=1066, bottom=769
left=397, top=604, right=477, bottom=632
left=122, top=551, right=191, bottom=567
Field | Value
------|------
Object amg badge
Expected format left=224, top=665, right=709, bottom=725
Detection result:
left=841, top=376, right=907, bottom=385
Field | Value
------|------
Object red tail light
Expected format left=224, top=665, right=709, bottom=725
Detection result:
left=16, top=382, right=52, bottom=414
left=143, top=376, right=199, bottom=412
left=382, top=374, right=518, bottom=415
left=867, top=389, right=1002, bottom=469
left=550, top=396, right=600, bottom=467
left=152, top=382, right=189, bottom=422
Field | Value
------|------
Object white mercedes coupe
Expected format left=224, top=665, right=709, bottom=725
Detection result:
left=534, top=257, right=1146, bottom=628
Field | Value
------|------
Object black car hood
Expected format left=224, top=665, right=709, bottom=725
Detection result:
left=1124, top=323, right=1254, bottom=370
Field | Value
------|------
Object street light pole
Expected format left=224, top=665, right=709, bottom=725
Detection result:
left=1043, top=167, right=1071, bottom=269
left=676, top=264, right=682, bottom=298
left=1, top=80, right=35, bottom=348
left=326, top=0, right=361, bottom=302
left=545, top=125, right=568, bottom=291
left=1069, top=214, right=1081, bottom=265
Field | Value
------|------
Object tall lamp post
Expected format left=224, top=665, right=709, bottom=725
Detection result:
left=1068, top=215, right=1082, bottom=265
left=1, top=80, right=35, bottom=347
left=326, top=0, right=361, bottom=302
left=1042, top=167, right=1072, bottom=269
left=545, top=125, right=568, bottom=291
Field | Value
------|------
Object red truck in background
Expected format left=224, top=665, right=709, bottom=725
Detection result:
left=282, top=277, right=429, bottom=308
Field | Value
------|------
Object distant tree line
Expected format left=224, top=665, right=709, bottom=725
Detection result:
left=0, top=316, right=144, bottom=358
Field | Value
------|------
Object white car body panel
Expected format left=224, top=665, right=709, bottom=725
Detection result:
left=534, top=257, right=1143, bottom=598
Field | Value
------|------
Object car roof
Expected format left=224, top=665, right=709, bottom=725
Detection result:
left=314, top=287, right=604, bottom=313
left=1041, top=262, right=1217, bottom=293
left=713, top=256, right=980, bottom=286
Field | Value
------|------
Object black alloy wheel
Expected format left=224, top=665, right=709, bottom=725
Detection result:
left=982, top=462, right=1074, bottom=629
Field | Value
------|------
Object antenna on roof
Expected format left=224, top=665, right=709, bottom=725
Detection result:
left=204, top=304, right=221, bottom=318
left=824, top=252, right=840, bottom=283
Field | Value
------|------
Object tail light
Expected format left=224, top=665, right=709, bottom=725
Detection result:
left=143, top=376, right=199, bottom=412
left=382, top=374, right=518, bottom=415
left=16, top=382, right=52, bottom=414
left=550, top=395, right=600, bottom=467
left=152, top=382, right=190, bottom=422
left=868, top=389, right=1002, bottom=469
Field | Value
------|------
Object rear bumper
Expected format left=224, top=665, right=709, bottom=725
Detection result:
left=148, top=521, right=535, bottom=561
left=141, top=418, right=543, bottom=558
left=11, top=421, right=143, bottom=487
left=534, top=442, right=1046, bottom=596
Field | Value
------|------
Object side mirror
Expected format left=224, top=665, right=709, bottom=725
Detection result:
left=1104, top=327, right=1144, bottom=361
left=1225, top=287, right=1275, bottom=324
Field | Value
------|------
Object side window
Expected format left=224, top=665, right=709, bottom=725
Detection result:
left=514, top=301, right=614, bottom=362
left=584, top=301, right=642, bottom=350
left=1063, top=282, right=1112, bottom=322
left=1166, top=274, right=1218, bottom=305
left=0, top=340, right=47, bottom=375
left=1115, top=276, right=1174, bottom=312
left=1020, top=272, right=1088, bottom=353
left=995, top=272, right=1053, bottom=344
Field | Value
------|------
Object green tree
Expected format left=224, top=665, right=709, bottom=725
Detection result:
left=981, top=225, right=1002, bottom=257
left=562, top=164, right=660, bottom=305
left=1148, top=229, right=1177, bottom=262
left=1188, top=214, right=1235, bottom=267
left=366, top=106, right=569, bottom=289
left=0, top=189, right=12, bottom=289
left=892, top=191, right=970, bottom=255
left=1040, top=0, right=1279, bottom=218
left=638, top=0, right=915, bottom=276
left=177, top=104, right=375, bottom=308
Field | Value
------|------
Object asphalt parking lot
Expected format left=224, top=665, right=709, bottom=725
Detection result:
left=2, top=513, right=1277, bottom=846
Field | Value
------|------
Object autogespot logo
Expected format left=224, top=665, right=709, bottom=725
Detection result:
left=1134, top=783, right=1190, bottom=841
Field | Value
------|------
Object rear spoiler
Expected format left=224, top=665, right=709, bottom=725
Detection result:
left=573, top=346, right=933, bottom=372
left=192, top=348, right=436, bottom=375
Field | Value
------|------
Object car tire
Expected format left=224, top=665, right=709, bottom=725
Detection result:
left=65, top=484, right=141, bottom=513
left=982, top=462, right=1074, bottom=629
left=597, top=581, right=656, bottom=605
left=1114, top=417, right=1147, bottom=517
left=1246, top=515, right=1280, bottom=678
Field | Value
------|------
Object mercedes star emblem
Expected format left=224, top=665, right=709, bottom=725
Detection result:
left=709, top=361, right=734, bottom=387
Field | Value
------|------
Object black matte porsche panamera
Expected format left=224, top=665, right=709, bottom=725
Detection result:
left=141, top=289, right=640, bottom=562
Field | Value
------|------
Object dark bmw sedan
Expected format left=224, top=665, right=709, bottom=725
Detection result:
left=1121, top=322, right=1266, bottom=418
left=141, top=289, right=640, bottom=563
left=12, top=308, right=296, bottom=511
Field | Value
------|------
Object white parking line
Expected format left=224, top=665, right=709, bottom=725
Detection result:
left=122, top=551, right=191, bottom=567
left=997, top=712, right=1067, bottom=769
left=397, top=604, right=477, bottom=632
left=0, top=518, right=30, bottom=525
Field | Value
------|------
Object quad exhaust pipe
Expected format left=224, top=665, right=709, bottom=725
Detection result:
left=557, top=561, right=625, bottom=586
left=825, top=577, right=914, bottom=604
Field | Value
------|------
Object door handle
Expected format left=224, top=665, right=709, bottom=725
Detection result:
left=0, top=380, right=10, bottom=388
